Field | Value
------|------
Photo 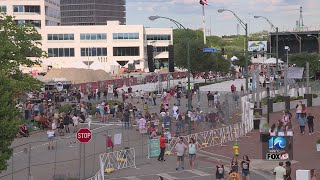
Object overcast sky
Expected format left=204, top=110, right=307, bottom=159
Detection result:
left=126, top=0, right=320, bottom=36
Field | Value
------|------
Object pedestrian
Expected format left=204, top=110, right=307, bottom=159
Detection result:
left=157, top=176, right=164, bottom=180
left=188, top=138, right=197, bottom=169
left=174, top=137, right=187, bottom=171
left=284, top=161, right=292, bottom=180
left=152, top=93, right=157, bottom=106
left=106, top=135, right=114, bottom=153
left=241, top=155, right=250, bottom=180
left=157, top=134, right=166, bottom=162
left=311, top=169, right=317, bottom=180
left=307, top=113, right=315, bottom=135
left=47, top=128, right=55, bottom=150
left=273, top=162, right=286, bottom=180
left=216, top=160, right=225, bottom=180
left=240, top=84, right=244, bottom=93
left=63, top=113, right=70, bottom=133
left=123, top=109, right=130, bottom=129
left=72, top=114, right=79, bottom=133
left=230, top=157, right=239, bottom=173
left=297, top=111, right=306, bottom=135
left=86, top=115, right=92, bottom=130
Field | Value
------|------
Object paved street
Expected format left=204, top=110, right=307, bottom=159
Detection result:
left=0, top=78, right=247, bottom=180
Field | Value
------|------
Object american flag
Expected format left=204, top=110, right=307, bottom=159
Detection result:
left=199, top=0, right=208, bottom=5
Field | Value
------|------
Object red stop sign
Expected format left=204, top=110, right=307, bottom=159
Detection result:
left=76, top=128, right=92, bottom=143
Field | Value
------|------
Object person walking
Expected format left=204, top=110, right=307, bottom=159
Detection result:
left=241, top=155, right=250, bottom=180
left=284, top=161, right=292, bottom=180
left=273, top=162, right=286, bottom=180
left=216, top=160, right=225, bottom=180
left=158, top=134, right=166, bottom=161
left=47, top=128, right=55, bottom=150
left=188, top=138, right=197, bottom=169
left=307, top=113, right=315, bottom=135
left=311, top=169, right=317, bottom=180
left=106, top=135, right=114, bottom=153
left=174, top=137, right=187, bottom=171
left=123, top=109, right=130, bottom=129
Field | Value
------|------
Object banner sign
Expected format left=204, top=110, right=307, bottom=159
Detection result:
left=148, top=138, right=160, bottom=158
left=248, top=41, right=268, bottom=52
left=287, top=67, right=304, bottom=79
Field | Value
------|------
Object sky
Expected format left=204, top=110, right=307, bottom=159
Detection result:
left=126, top=0, right=320, bottom=36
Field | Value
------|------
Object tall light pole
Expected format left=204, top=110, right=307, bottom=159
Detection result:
left=284, top=46, right=290, bottom=96
left=149, top=15, right=192, bottom=134
left=254, top=16, right=279, bottom=90
left=291, top=33, right=302, bottom=54
left=307, top=34, right=320, bottom=53
left=218, top=9, right=249, bottom=92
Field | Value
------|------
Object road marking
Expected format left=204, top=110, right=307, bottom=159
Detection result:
left=125, top=177, right=142, bottom=180
left=187, top=169, right=210, bottom=176
left=157, top=173, right=177, bottom=180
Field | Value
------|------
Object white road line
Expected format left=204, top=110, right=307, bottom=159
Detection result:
left=157, top=173, right=177, bottom=180
left=187, top=169, right=210, bottom=176
left=124, top=177, right=142, bottom=180
left=13, top=124, right=110, bottom=155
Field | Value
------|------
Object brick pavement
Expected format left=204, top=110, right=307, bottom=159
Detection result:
left=202, top=106, right=320, bottom=180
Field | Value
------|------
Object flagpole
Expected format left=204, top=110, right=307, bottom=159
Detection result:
left=202, top=4, right=206, bottom=44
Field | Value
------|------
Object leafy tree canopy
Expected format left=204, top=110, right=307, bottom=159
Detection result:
left=289, top=52, right=320, bottom=77
left=0, top=14, right=44, bottom=172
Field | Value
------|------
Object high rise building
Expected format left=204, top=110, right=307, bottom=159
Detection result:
left=60, top=0, right=126, bottom=25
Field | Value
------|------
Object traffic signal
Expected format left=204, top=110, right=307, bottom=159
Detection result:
left=221, top=48, right=225, bottom=55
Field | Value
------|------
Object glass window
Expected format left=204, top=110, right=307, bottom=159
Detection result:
left=64, top=48, right=70, bottom=56
left=70, top=48, right=74, bottom=57
left=118, top=33, right=123, bottom=39
left=97, top=34, right=102, bottom=40
left=0, top=6, right=7, bottom=12
left=81, top=48, right=86, bottom=56
left=58, top=48, right=63, bottom=56
left=58, top=34, right=63, bottom=40
left=123, top=33, right=129, bottom=39
left=85, top=34, right=91, bottom=40
left=113, top=47, right=139, bottom=56
left=91, top=34, right=97, bottom=40
left=52, top=34, right=58, bottom=40
left=91, top=48, right=97, bottom=56
left=48, top=48, right=53, bottom=57
left=63, top=34, right=69, bottom=40
left=97, top=48, right=102, bottom=56
left=80, top=34, right=85, bottom=40
left=102, top=48, right=107, bottom=56
left=53, top=48, right=58, bottom=57
left=101, top=33, right=107, bottom=40
left=69, top=34, right=74, bottom=40
left=134, top=33, right=139, bottom=39
left=47, top=34, right=53, bottom=40
left=113, top=33, right=118, bottom=39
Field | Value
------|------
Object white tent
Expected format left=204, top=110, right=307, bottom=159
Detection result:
left=263, top=58, right=283, bottom=64
left=231, top=56, right=238, bottom=61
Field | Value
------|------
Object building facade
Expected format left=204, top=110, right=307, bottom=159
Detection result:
left=42, top=21, right=172, bottom=73
left=60, top=0, right=126, bottom=25
left=1, top=0, right=172, bottom=73
left=0, top=0, right=61, bottom=27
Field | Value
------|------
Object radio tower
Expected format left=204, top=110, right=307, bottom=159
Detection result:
left=299, top=6, right=304, bottom=31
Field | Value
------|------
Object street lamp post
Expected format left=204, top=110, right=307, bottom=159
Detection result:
left=291, top=33, right=302, bottom=54
left=307, top=34, right=320, bottom=54
left=253, top=16, right=279, bottom=90
left=149, top=15, right=193, bottom=134
left=218, top=9, right=249, bottom=92
left=284, top=46, right=290, bottom=96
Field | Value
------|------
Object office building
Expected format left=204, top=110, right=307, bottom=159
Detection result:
left=60, top=0, right=126, bottom=25
left=1, top=0, right=172, bottom=73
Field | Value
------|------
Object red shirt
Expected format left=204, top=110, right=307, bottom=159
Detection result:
left=159, top=137, right=166, bottom=148
left=107, top=138, right=113, bottom=148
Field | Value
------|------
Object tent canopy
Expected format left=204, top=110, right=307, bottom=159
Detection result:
left=231, top=56, right=238, bottom=61
left=263, top=58, right=283, bottom=64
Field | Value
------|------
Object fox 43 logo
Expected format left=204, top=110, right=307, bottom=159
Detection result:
left=266, top=153, right=289, bottom=160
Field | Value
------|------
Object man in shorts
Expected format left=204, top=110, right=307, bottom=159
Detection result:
left=174, top=137, right=187, bottom=171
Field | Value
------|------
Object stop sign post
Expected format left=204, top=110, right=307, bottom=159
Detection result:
left=76, top=128, right=92, bottom=143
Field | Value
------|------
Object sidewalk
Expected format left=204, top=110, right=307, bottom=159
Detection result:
left=202, top=106, right=320, bottom=180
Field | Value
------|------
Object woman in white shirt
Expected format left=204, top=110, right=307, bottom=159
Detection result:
left=72, top=114, right=79, bottom=133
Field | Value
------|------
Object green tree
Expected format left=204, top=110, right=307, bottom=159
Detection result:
left=0, top=14, right=44, bottom=172
left=289, top=53, right=320, bottom=77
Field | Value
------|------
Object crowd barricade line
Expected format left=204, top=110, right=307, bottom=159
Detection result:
left=87, top=148, right=136, bottom=180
